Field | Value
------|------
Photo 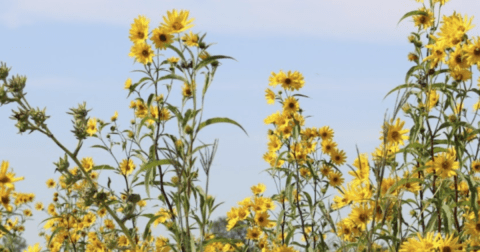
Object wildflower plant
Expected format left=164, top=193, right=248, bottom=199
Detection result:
left=4, top=1, right=480, bottom=252
left=1, top=9, right=246, bottom=251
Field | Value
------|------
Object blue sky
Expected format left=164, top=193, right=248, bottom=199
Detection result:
left=2, top=0, right=480, bottom=246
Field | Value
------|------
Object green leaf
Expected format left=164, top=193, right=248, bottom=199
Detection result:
left=135, top=159, right=172, bottom=176
left=404, top=65, right=424, bottom=84
left=398, top=10, right=428, bottom=25
left=194, top=55, right=235, bottom=71
left=91, top=144, right=109, bottom=151
left=384, top=83, right=419, bottom=99
left=93, top=165, right=116, bottom=171
left=158, top=74, right=188, bottom=83
left=196, top=117, right=248, bottom=136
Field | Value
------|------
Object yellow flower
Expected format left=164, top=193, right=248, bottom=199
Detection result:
left=254, top=211, right=270, bottom=227
left=24, top=243, right=42, bottom=252
left=46, top=178, right=56, bottom=188
left=159, top=107, right=171, bottom=121
left=128, top=42, right=155, bottom=65
left=269, top=70, right=305, bottom=91
left=182, top=82, right=194, bottom=97
left=473, top=100, right=480, bottom=111
left=86, top=117, right=97, bottom=136
left=466, top=37, right=480, bottom=65
left=0, top=187, right=13, bottom=211
left=134, top=100, right=148, bottom=118
left=124, top=78, right=132, bottom=90
left=450, top=67, right=472, bottom=82
left=0, top=161, right=24, bottom=189
left=251, top=183, right=266, bottom=195
left=433, top=152, right=459, bottom=178
left=382, top=118, right=409, bottom=146
left=181, top=31, right=199, bottom=47
left=167, top=57, right=179, bottom=64
left=318, top=126, right=334, bottom=141
left=111, top=111, right=118, bottom=121
left=34, top=202, right=44, bottom=211
left=129, top=15, right=149, bottom=44
left=413, top=7, right=434, bottom=30
left=321, top=139, right=337, bottom=156
left=120, top=159, right=136, bottom=176
left=81, top=157, right=94, bottom=172
left=472, top=160, right=480, bottom=173
left=433, top=0, right=450, bottom=5
left=246, top=227, right=262, bottom=240
left=349, top=203, right=373, bottom=230
left=328, top=170, right=344, bottom=187
left=448, top=45, right=470, bottom=69
left=282, top=96, right=299, bottom=114
left=331, top=148, right=347, bottom=166
left=265, top=88, right=275, bottom=104
left=151, top=27, right=174, bottom=50
left=161, top=9, right=194, bottom=33
left=426, top=89, right=439, bottom=111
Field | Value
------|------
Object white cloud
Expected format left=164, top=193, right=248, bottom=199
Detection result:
left=2, top=0, right=480, bottom=43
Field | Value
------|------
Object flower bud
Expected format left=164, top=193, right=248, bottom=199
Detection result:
left=0, top=62, right=10, bottom=80
left=185, top=125, right=193, bottom=135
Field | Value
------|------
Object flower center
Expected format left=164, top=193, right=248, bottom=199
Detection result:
left=359, top=214, right=368, bottom=222
left=159, top=34, right=167, bottom=42
left=455, top=55, right=463, bottom=64
left=441, top=161, right=449, bottom=170
left=442, top=247, right=452, bottom=252
left=1, top=195, right=9, bottom=205
left=476, top=223, right=480, bottom=232
left=0, top=176, right=11, bottom=184
left=285, top=78, right=292, bottom=85
left=137, top=32, right=145, bottom=39
left=172, top=22, right=184, bottom=31
left=419, top=16, right=426, bottom=24
left=288, top=102, right=295, bottom=109
left=475, top=48, right=480, bottom=56
left=391, top=131, right=399, bottom=139
left=142, top=50, right=149, bottom=57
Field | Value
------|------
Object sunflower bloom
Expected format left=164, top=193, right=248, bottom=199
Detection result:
left=129, top=15, right=149, bottom=44
left=86, top=117, right=97, bottom=136
left=124, top=78, right=132, bottom=90
left=433, top=152, right=459, bottom=178
left=283, top=96, right=299, bottom=114
left=120, top=159, right=136, bottom=176
left=265, top=88, right=275, bottom=104
left=246, top=227, right=262, bottom=240
left=382, top=118, right=409, bottom=146
left=151, top=27, right=174, bottom=50
left=318, top=126, right=334, bottom=141
left=331, top=148, right=347, bottom=166
left=161, top=9, right=194, bottom=33
left=0, top=161, right=24, bottom=189
left=349, top=203, right=373, bottom=230
left=465, top=37, right=480, bottom=65
left=181, top=31, right=199, bottom=47
left=128, top=42, right=155, bottom=65
left=413, top=7, right=434, bottom=30
left=328, top=170, right=344, bottom=187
